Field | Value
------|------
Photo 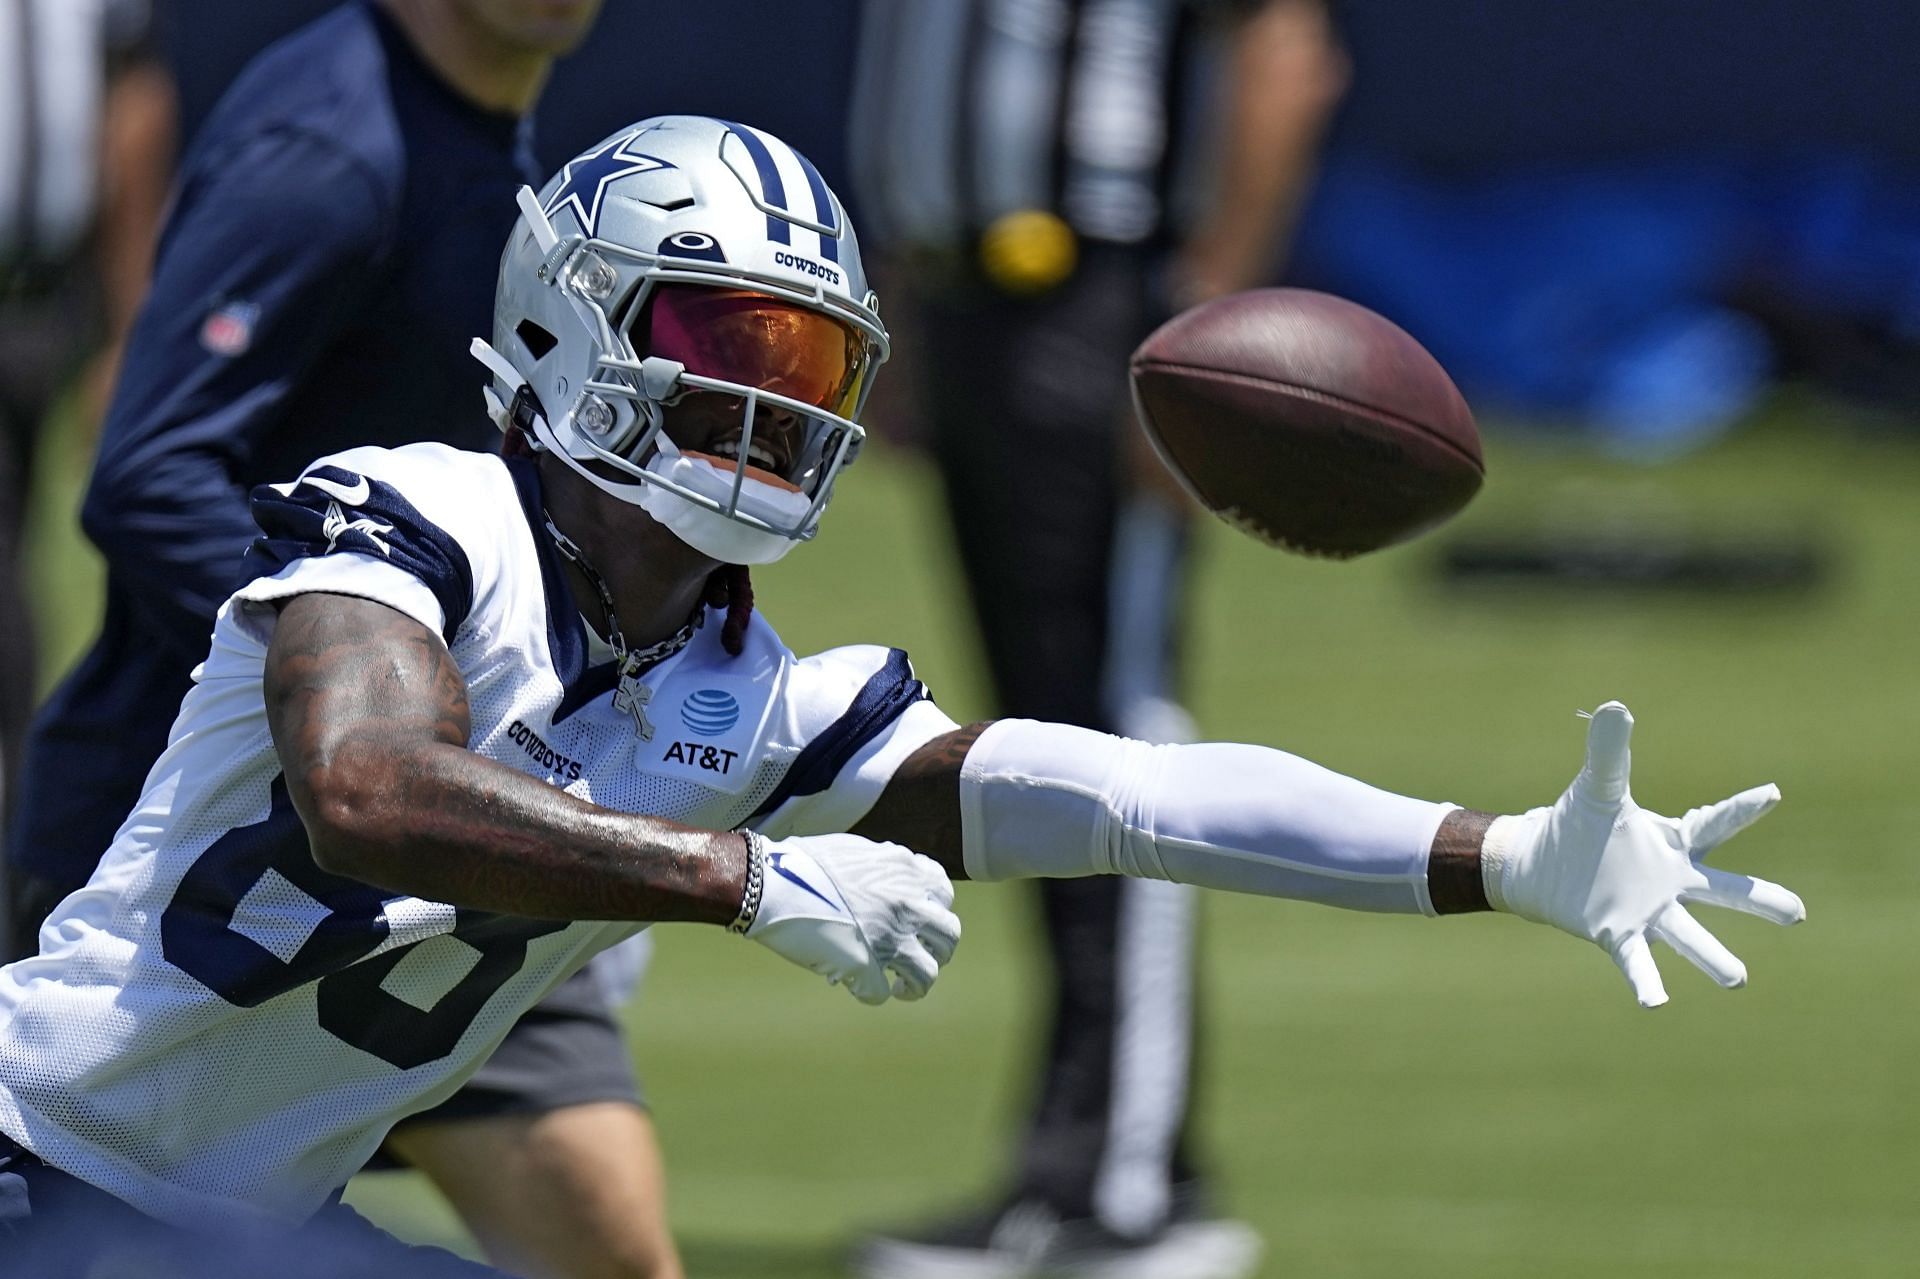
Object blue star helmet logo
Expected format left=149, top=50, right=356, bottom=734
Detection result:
left=543, top=132, right=676, bottom=235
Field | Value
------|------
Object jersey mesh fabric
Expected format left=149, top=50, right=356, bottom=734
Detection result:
left=0, top=445, right=939, bottom=1229
left=461, top=651, right=793, bottom=828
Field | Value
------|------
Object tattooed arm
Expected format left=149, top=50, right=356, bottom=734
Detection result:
left=263, top=591, right=748, bottom=924
left=854, top=720, right=1493, bottom=914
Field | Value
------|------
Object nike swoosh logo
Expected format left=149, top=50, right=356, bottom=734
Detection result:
left=769, top=852, right=840, bottom=912
left=300, top=472, right=372, bottom=507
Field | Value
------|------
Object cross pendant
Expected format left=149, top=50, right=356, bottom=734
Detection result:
left=613, top=662, right=655, bottom=741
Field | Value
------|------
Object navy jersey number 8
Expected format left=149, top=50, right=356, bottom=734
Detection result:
left=160, top=776, right=563, bottom=1069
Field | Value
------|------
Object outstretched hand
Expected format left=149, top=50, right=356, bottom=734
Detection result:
left=1481, top=702, right=1805, bottom=1007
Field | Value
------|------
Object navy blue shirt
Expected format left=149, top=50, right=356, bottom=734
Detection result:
left=13, top=1, right=538, bottom=881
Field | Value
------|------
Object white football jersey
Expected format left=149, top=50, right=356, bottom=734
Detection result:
left=0, top=443, right=954, bottom=1229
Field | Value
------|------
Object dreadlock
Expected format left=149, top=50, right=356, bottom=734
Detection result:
left=705, top=564, right=754, bottom=656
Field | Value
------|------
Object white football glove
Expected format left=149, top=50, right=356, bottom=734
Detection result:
left=1482, top=701, right=1805, bottom=1008
left=743, top=832, right=961, bottom=1005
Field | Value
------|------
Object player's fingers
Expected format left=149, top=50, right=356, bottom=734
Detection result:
left=1609, top=931, right=1668, bottom=1008
left=1682, top=865, right=1806, bottom=926
left=1574, top=702, right=1634, bottom=806
left=1681, top=784, right=1782, bottom=860
left=849, top=988, right=891, bottom=1006
left=914, top=905, right=963, bottom=967
left=887, top=938, right=941, bottom=1001
left=1649, top=903, right=1747, bottom=989
left=845, top=966, right=892, bottom=1005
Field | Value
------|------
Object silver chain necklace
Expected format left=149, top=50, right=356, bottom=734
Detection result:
left=543, top=513, right=701, bottom=740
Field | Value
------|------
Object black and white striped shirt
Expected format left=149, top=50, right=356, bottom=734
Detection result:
left=850, top=0, right=1250, bottom=251
left=0, top=0, right=150, bottom=270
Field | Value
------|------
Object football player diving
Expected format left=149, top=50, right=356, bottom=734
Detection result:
left=0, top=116, right=1805, bottom=1272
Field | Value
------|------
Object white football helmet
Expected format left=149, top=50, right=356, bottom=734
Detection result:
left=473, top=115, right=888, bottom=565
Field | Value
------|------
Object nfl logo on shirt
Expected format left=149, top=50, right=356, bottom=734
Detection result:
left=200, top=300, right=261, bottom=357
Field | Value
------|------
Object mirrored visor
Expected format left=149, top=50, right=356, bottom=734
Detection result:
left=639, top=284, right=865, bottom=416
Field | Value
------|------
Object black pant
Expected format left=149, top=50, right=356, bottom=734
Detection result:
left=909, top=246, right=1204, bottom=1234
left=0, top=279, right=94, bottom=962
left=0, top=1134, right=502, bottom=1278
left=3, top=869, right=60, bottom=964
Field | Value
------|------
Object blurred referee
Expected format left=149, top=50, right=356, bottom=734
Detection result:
left=851, top=2, right=1346, bottom=1275
left=2, top=3, right=686, bottom=1277
left=0, top=0, right=174, bottom=959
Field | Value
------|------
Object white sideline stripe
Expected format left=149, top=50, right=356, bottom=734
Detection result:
left=1094, top=876, right=1197, bottom=1235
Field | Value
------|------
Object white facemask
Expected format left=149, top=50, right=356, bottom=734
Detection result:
left=635, top=435, right=814, bottom=565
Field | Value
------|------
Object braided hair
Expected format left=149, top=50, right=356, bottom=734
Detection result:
left=705, top=564, right=754, bottom=656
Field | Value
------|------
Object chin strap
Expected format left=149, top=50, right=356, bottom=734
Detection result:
left=516, top=185, right=562, bottom=255
left=473, top=338, right=530, bottom=434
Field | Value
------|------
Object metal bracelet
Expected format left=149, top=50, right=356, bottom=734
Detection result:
left=728, top=832, right=766, bottom=935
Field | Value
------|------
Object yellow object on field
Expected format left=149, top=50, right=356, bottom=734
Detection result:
left=978, top=209, right=1077, bottom=294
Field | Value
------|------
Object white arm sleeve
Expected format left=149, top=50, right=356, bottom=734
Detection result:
left=959, top=719, right=1455, bottom=916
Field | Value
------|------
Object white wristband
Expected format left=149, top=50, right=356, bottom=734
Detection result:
left=1479, top=813, right=1526, bottom=914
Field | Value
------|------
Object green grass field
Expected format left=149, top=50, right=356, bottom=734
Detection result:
left=26, top=397, right=1920, bottom=1276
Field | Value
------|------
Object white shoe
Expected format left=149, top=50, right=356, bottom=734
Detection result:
left=854, top=1200, right=1263, bottom=1279
left=1048, top=1218, right=1264, bottom=1278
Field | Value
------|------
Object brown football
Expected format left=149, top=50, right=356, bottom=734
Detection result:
left=1129, top=288, right=1483, bottom=558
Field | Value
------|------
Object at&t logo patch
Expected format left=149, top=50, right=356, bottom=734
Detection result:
left=680, top=689, right=740, bottom=736
left=661, top=741, right=739, bottom=774
left=649, top=677, right=761, bottom=792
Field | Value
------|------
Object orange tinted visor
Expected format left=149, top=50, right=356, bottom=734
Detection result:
left=641, top=285, right=864, bottom=416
